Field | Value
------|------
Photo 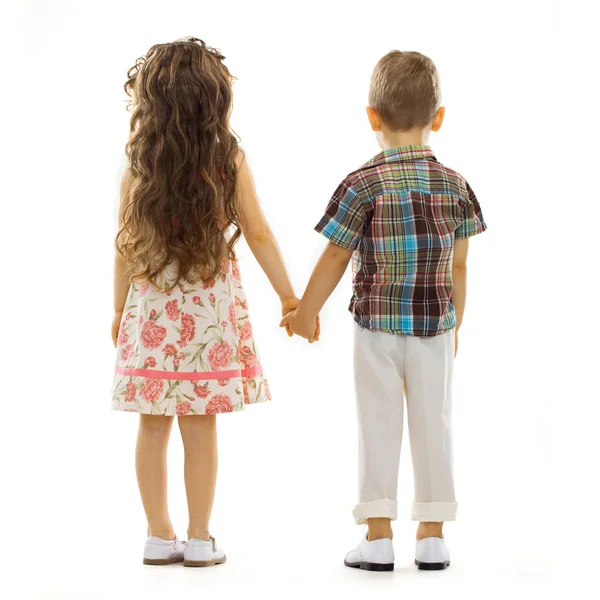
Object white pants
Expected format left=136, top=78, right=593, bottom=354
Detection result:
left=353, top=323, right=457, bottom=524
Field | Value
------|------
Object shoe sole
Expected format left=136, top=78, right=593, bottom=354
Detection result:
left=184, top=556, right=227, bottom=568
left=143, top=557, right=184, bottom=566
left=344, top=560, right=394, bottom=572
left=415, top=559, right=450, bottom=571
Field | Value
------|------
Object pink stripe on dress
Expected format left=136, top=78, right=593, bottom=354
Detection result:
left=115, top=364, right=263, bottom=381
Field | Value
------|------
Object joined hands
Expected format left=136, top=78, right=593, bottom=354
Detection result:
left=280, top=297, right=320, bottom=343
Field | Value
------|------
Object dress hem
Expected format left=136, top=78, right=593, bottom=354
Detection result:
left=111, top=396, right=270, bottom=416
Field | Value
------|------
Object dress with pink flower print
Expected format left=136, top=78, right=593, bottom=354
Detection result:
left=111, top=259, right=271, bottom=415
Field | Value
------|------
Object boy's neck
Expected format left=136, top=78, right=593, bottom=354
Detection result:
left=377, top=127, right=430, bottom=151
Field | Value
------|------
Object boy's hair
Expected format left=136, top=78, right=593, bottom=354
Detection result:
left=117, top=37, right=241, bottom=290
left=369, top=51, right=440, bottom=131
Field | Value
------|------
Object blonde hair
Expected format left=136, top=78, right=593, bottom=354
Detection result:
left=369, top=50, right=441, bottom=131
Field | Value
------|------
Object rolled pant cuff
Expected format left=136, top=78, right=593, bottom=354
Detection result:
left=353, top=498, right=398, bottom=525
left=411, top=501, right=457, bottom=522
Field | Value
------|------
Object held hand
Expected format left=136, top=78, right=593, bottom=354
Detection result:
left=112, top=310, right=124, bottom=348
left=280, top=308, right=320, bottom=343
left=281, top=296, right=300, bottom=337
left=280, top=297, right=320, bottom=341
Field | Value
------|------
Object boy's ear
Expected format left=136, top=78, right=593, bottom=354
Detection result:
left=366, top=106, right=382, bottom=131
left=431, top=106, right=445, bottom=132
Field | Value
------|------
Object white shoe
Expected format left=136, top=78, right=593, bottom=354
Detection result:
left=143, top=536, right=186, bottom=565
left=183, top=536, right=226, bottom=567
left=344, top=534, right=394, bottom=571
left=415, top=537, right=450, bottom=570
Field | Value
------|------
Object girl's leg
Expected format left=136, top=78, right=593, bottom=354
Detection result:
left=136, top=414, right=176, bottom=540
left=178, top=415, right=218, bottom=541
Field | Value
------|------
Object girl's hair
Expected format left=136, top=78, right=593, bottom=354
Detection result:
left=117, top=37, right=241, bottom=289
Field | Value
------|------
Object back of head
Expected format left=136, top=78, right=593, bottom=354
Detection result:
left=369, top=51, right=440, bottom=131
left=118, top=37, right=240, bottom=289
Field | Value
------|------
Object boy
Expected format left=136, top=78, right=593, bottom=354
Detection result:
left=281, top=51, right=486, bottom=571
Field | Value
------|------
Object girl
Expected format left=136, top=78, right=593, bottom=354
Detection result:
left=111, top=37, right=307, bottom=567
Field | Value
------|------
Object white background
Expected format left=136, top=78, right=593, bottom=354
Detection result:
left=3, top=0, right=597, bottom=598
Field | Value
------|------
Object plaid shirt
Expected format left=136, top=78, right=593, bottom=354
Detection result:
left=315, top=145, right=486, bottom=336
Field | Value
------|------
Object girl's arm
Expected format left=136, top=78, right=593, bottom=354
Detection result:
left=112, top=169, right=131, bottom=346
left=236, top=153, right=298, bottom=316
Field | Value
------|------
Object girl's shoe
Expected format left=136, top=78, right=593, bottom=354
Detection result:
left=344, top=534, right=394, bottom=571
left=415, top=537, right=450, bottom=570
left=143, top=536, right=186, bottom=565
left=183, top=536, right=226, bottom=567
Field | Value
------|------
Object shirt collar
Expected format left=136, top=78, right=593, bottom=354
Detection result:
left=363, top=145, right=436, bottom=169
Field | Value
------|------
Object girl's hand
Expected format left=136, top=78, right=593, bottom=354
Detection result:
left=281, top=295, right=300, bottom=314
left=112, top=310, right=124, bottom=347
left=281, top=296, right=300, bottom=337
left=454, top=330, right=459, bottom=357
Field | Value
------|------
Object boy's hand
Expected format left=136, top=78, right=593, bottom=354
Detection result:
left=280, top=308, right=320, bottom=343
left=281, top=297, right=320, bottom=340
left=112, top=310, right=124, bottom=348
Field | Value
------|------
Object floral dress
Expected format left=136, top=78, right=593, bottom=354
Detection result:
left=111, top=259, right=270, bottom=416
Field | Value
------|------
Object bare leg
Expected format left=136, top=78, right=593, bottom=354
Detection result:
left=417, top=522, right=444, bottom=540
left=367, top=517, right=393, bottom=540
left=178, top=415, right=218, bottom=541
left=136, top=415, right=175, bottom=540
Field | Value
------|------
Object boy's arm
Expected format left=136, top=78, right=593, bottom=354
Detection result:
left=451, top=237, right=469, bottom=354
left=236, top=152, right=297, bottom=311
left=112, top=170, right=132, bottom=346
left=281, top=242, right=353, bottom=342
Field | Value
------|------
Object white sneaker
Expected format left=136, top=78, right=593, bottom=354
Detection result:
left=143, top=536, right=186, bottom=565
left=183, top=536, right=226, bottom=567
left=415, top=537, right=450, bottom=570
left=344, top=534, right=394, bottom=571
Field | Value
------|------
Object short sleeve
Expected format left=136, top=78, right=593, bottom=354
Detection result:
left=314, top=181, right=365, bottom=250
left=455, top=181, right=487, bottom=239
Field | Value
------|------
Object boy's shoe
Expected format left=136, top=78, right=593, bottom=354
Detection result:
left=183, top=536, right=226, bottom=567
left=143, top=536, right=186, bottom=565
left=414, top=537, right=450, bottom=570
left=344, top=534, right=394, bottom=571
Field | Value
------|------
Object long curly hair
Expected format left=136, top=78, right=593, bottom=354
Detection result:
left=117, top=37, right=241, bottom=290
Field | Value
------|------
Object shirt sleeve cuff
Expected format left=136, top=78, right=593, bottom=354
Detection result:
left=455, top=220, right=487, bottom=239
left=314, top=220, right=358, bottom=250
